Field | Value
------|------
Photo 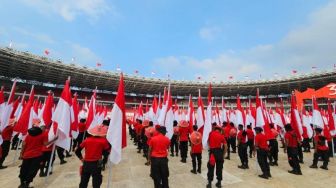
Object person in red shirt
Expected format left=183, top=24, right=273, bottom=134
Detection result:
left=310, top=127, right=329, bottom=170
left=228, top=122, right=237, bottom=154
left=301, top=126, right=311, bottom=152
left=178, top=120, right=189, bottom=163
left=268, top=123, right=279, bottom=166
left=254, top=127, right=271, bottom=179
left=19, top=126, right=58, bottom=188
left=76, top=118, right=87, bottom=146
left=136, top=119, right=143, bottom=154
left=75, top=124, right=111, bottom=188
left=284, top=124, right=302, bottom=175
left=148, top=126, right=171, bottom=188
left=207, top=125, right=227, bottom=188
left=246, top=124, right=255, bottom=158
left=222, top=122, right=231, bottom=160
left=237, top=124, right=248, bottom=169
left=170, top=120, right=179, bottom=157
left=0, top=118, right=15, bottom=169
left=190, top=125, right=202, bottom=174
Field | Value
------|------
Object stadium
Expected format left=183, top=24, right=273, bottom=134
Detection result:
left=1, top=1, right=336, bottom=188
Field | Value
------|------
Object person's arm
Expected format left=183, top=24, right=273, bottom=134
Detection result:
left=148, top=146, right=152, bottom=164
left=223, top=143, right=228, bottom=157
left=284, top=136, right=289, bottom=153
left=43, top=136, right=58, bottom=146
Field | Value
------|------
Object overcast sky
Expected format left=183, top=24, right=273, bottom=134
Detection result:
left=0, top=0, right=335, bottom=81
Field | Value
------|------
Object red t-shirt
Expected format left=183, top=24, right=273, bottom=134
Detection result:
left=23, top=133, right=47, bottom=159
left=237, top=130, right=247, bottom=144
left=229, top=127, right=237, bottom=138
left=255, top=133, right=268, bottom=150
left=78, top=122, right=86, bottom=133
left=269, top=129, right=279, bottom=140
left=41, top=130, right=53, bottom=152
left=302, top=126, right=308, bottom=139
left=246, top=129, right=254, bottom=140
left=208, top=130, right=226, bottom=149
left=80, top=137, right=110, bottom=161
left=191, top=143, right=202, bottom=153
left=136, top=123, right=143, bottom=135
left=149, top=134, right=170, bottom=157
left=223, top=126, right=230, bottom=139
left=314, top=135, right=328, bottom=151
left=285, top=131, right=298, bottom=148
left=1, top=126, right=13, bottom=141
left=179, top=127, right=189, bottom=141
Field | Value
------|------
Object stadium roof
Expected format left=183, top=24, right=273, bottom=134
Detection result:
left=0, top=47, right=335, bottom=98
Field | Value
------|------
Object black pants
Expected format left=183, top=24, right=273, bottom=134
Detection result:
left=76, top=132, right=85, bottom=147
left=328, top=141, right=333, bottom=157
left=247, top=139, right=254, bottom=157
left=225, top=138, right=230, bottom=158
left=257, top=149, right=270, bottom=176
left=11, top=134, right=19, bottom=149
left=287, top=147, right=301, bottom=172
left=207, top=148, right=224, bottom=182
left=150, top=157, right=169, bottom=188
left=170, top=135, right=178, bottom=155
left=302, top=138, right=311, bottom=152
left=57, top=147, right=65, bottom=161
left=238, top=143, right=248, bottom=166
left=80, top=161, right=103, bottom=188
left=191, top=153, right=202, bottom=171
left=137, top=135, right=142, bottom=152
left=297, top=144, right=303, bottom=162
left=40, top=151, right=55, bottom=175
left=312, top=150, right=329, bottom=167
left=19, top=156, right=42, bottom=184
left=0, top=140, right=10, bottom=166
left=179, top=141, right=188, bottom=161
left=268, top=139, right=278, bottom=163
left=143, top=143, right=149, bottom=159
left=229, top=137, right=236, bottom=152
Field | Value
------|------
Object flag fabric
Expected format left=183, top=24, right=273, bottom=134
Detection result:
left=220, top=97, right=228, bottom=124
left=107, top=73, right=126, bottom=164
left=196, top=89, right=205, bottom=130
left=290, top=94, right=303, bottom=141
left=10, top=97, right=20, bottom=119
left=42, top=92, right=54, bottom=127
left=187, top=94, right=194, bottom=132
left=96, top=62, right=102, bottom=67
left=235, top=95, right=246, bottom=128
left=14, top=91, right=26, bottom=120
left=202, top=84, right=212, bottom=149
left=14, top=86, right=35, bottom=135
left=312, top=97, right=324, bottom=128
left=50, top=79, right=73, bottom=151
left=302, top=107, right=313, bottom=138
left=327, top=99, right=335, bottom=135
left=86, top=90, right=97, bottom=130
left=0, top=80, right=16, bottom=131
left=71, top=93, right=79, bottom=139
left=163, top=86, right=174, bottom=139
left=44, top=49, right=50, bottom=56
left=255, top=89, right=272, bottom=139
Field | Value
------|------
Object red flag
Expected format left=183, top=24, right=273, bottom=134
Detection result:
left=1, top=80, right=16, bottom=130
left=152, top=95, right=158, bottom=114
left=71, top=93, right=79, bottom=133
left=86, top=90, right=97, bottom=130
left=42, top=91, right=54, bottom=127
left=290, top=94, right=303, bottom=140
left=10, top=97, right=20, bottom=119
left=14, top=86, right=35, bottom=135
left=107, top=73, right=126, bottom=164
left=188, top=94, right=194, bottom=132
left=327, top=99, right=335, bottom=132
left=44, top=49, right=50, bottom=56
left=96, top=62, right=102, bottom=67
left=292, top=70, right=297, bottom=74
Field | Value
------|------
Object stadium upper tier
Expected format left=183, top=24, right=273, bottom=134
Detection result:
left=0, top=47, right=335, bottom=97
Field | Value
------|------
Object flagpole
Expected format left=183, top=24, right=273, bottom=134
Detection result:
left=107, top=160, right=112, bottom=188
left=45, top=143, right=56, bottom=185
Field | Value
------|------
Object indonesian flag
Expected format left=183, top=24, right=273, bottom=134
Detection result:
left=220, top=97, right=228, bottom=124
left=163, top=85, right=174, bottom=139
left=196, top=89, right=205, bottom=130
left=302, top=107, right=313, bottom=138
left=156, top=93, right=162, bottom=119
left=41, top=92, right=54, bottom=127
left=245, top=99, right=255, bottom=127
left=50, top=78, right=74, bottom=151
left=213, top=102, right=220, bottom=125
left=187, top=94, right=195, bottom=132
left=0, top=87, right=4, bottom=116
left=255, top=89, right=272, bottom=138
left=10, top=97, right=20, bottom=119
left=14, top=91, right=26, bottom=120
left=107, top=73, right=127, bottom=164
left=202, top=83, right=212, bottom=149
left=14, top=86, right=35, bottom=135
left=235, top=95, right=246, bottom=127
left=86, top=90, right=97, bottom=130
left=290, top=94, right=303, bottom=140
left=0, top=80, right=16, bottom=131
left=173, top=99, right=180, bottom=122
left=158, top=87, right=168, bottom=125
left=148, top=95, right=158, bottom=123
left=71, top=93, right=79, bottom=139
left=136, top=101, right=144, bottom=121
left=84, top=97, right=89, bottom=111
left=327, top=99, right=336, bottom=135
left=312, top=96, right=324, bottom=128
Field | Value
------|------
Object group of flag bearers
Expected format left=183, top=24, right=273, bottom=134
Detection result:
left=0, top=78, right=335, bottom=188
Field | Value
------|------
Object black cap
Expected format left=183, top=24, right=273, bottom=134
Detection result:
left=159, top=126, right=167, bottom=134
left=254, top=127, right=263, bottom=132
left=314, top=127, right=323, bottom=133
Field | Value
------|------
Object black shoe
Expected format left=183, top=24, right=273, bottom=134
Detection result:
left=273, top=162, right=278, bottom=166
left=238, top=165, right=246, bottom=169
left=39, top=172, right=47, bottom=177
left=245, top=165, right=249, bottom=169
left=197, top=169, right=201, bottom=173
left=258, top=174, right=269, bottom=179
left=267, top=172, right=272, bottom=178
left=137, top=151, right=141, bottom=153
left=206, top=182, right=212, bottom=188
left=288, top=170, right=296, bottom=174
left=269, top=162, right=274, bottom=166
left=145, top=162, right=150, bottom=166
left=249, top=155, right=252, bottom=158
left=296, top=170, right=303, bottom=175
left=215, top=181, right=222, bottom=188
left=232, top=151, right=236, bottom=153
left=60, top=160, right=67, bottom=165
left=0, top=166, right=8, bottom=169
left=225, top=156, right=230, bottom=160
left=309, top=164, right=318, bottom=169
left=170, top=153, right=174, bottom=157
left=190, top=169, right=197, bottom=174
left=176, top=153, right=178, bottom=156
left=320, top=166, right=328, bottom=170
left=65, top=154, right=72, bottom=158
left=299, top=160, right=304, bottom=164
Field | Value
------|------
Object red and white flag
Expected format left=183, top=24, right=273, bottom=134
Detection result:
left=107, top=73, right=127, bottom=164
left=41, top=91, right=54, bottom=127
left=0, top=80, right=16, bottom=131
left=187, top=94, right=195, bottom=132
left=196, top=89, right=205, bottom=130
left=290, top=94, right=303, bottom=140
left=255, top=89, right=272, bottom=139
left=14, top=86, right=35, bottom=135
left=327, top=99, right=335, bottom=135
left=220, top=97, right=228, bottom=124
left=50, top=79, right=74, bottom=151
left=163, top=85, right=174, bottom=139
left=86, top=90, right=97, bottom=130
left=14, top=91, right=26, bottom=120
left=312, top=97, right=324, bottom=128
left=235, top=95, right=246, bottom=128
left=202, top=83, right=213, bottom=149
left=71, top=93, right=79, bottom=139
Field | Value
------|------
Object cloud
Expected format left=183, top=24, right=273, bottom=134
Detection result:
left=199, top=26, right=222, bottom=41
left=13, top=27, right=55, bottom=44
left=155, top=0, right=336, bottom=81
left=21, top=0, right=114, bottom=22
left=69, top=43, right=100, bottom=66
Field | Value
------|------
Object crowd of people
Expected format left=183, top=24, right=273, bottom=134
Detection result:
left=0, top=115, right=335, bottom=188
left=128, top=118, right=335, bottom=188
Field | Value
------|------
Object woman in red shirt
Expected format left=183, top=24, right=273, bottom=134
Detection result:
left=178, top=120, right=189, bottom=163
left=254, top=127, right=271, bottom=179
left=310, top=127, right=329, bottom=170
left=19, top=126, right=58, bottom=188
left=284, top=124, right=302, bottom=175
left=190, top=125, right=202, bottom=174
